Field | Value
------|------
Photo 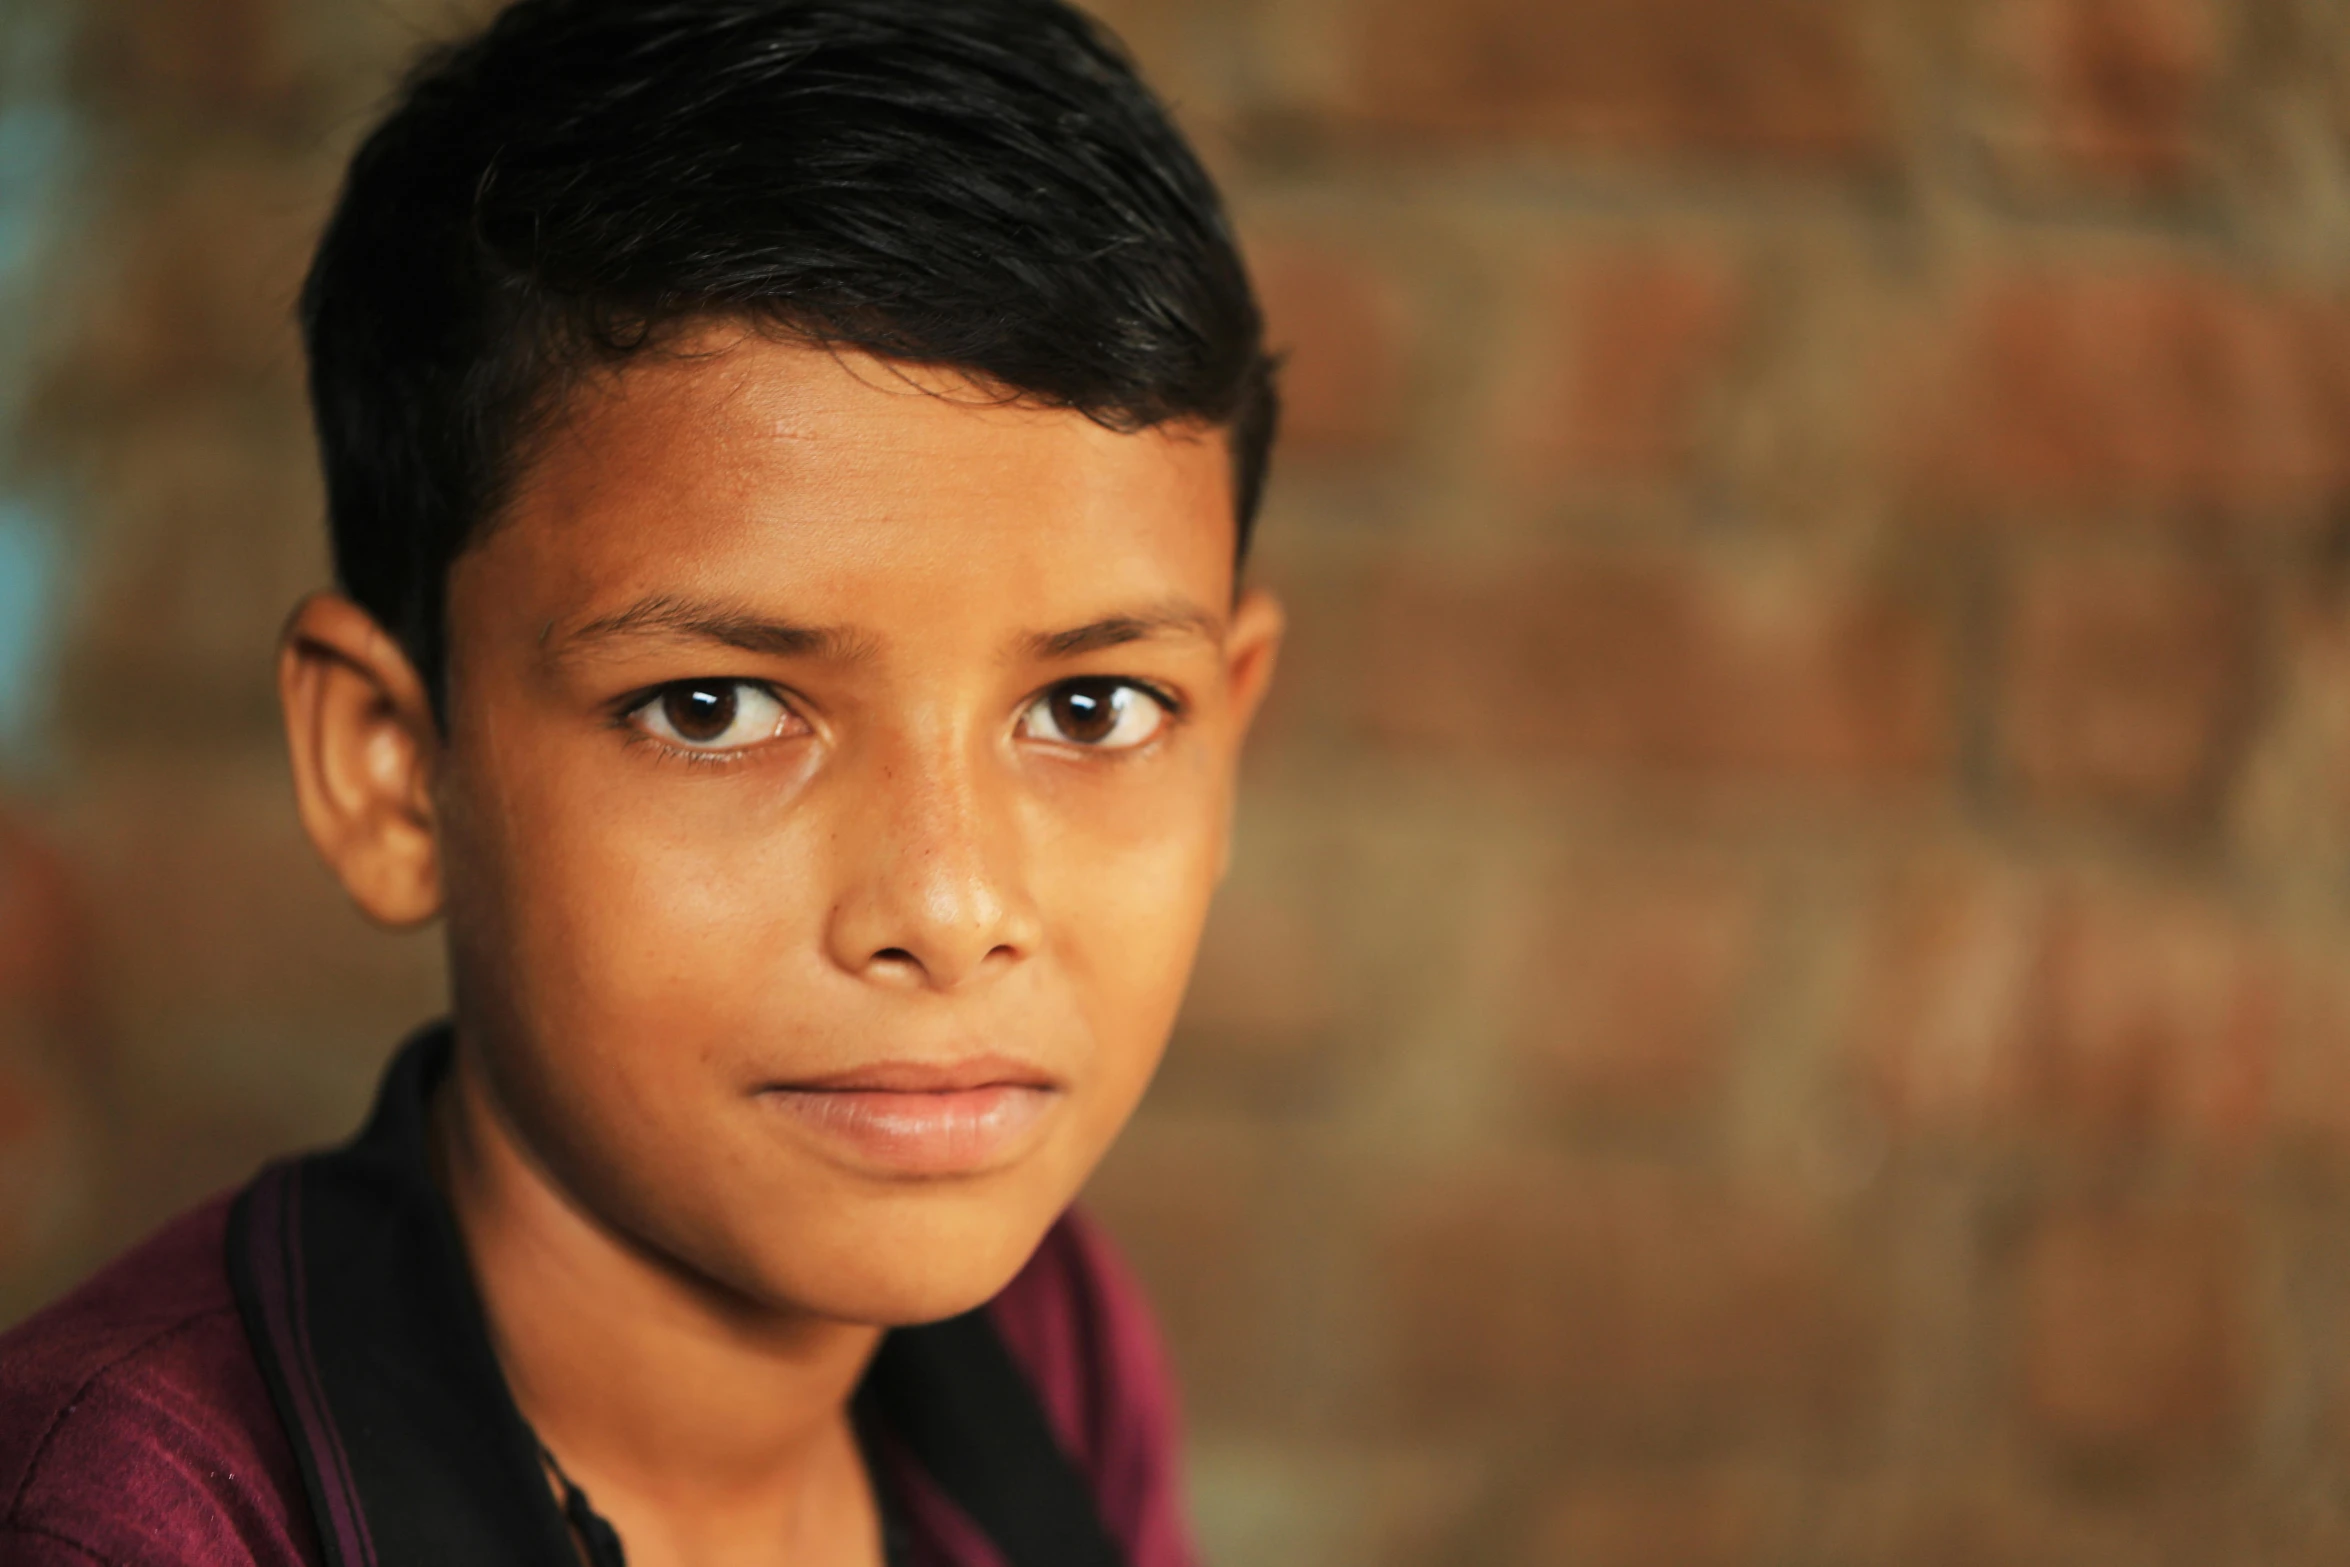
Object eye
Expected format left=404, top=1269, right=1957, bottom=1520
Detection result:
left=1018, top=677, right=1172, bottom=750
left=629, top=680, right=795, bottom=751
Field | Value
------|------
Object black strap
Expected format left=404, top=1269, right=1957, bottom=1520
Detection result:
left=539, top=1448, right=629, bottom=1567
left=859, top=1311, right=1125, bottom=1567
left=542, top=1426, right=919, bottom=1567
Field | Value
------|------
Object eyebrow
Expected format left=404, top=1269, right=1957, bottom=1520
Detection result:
left=1024, top=603, right=1226, bottom=659
left=554, top=596, right=855, bottom=660
left=549, top=594, right=1225, bottom=664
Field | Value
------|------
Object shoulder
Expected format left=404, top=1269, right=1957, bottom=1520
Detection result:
left=986, top=1208, right=1195, bottom=1567
left=0, top=1193, right=318, bottom=1567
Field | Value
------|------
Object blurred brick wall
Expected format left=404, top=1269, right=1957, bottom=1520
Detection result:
left=0, top=0, right=452, bottom=1324
left=10, top=0, right=2350, bottom=1562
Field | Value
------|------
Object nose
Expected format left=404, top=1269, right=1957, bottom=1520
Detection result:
left=822, top=728, right=1040, bottom=992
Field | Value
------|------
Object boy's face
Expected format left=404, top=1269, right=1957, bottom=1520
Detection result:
left=288, top=332, right=1279, bottom=1325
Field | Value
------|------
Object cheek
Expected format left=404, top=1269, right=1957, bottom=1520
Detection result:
left=1028, top=762, right=1227, bottom=1092
left=440, top=728, right=831, bottom=1056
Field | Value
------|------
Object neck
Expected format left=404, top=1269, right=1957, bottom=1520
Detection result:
left=433, top=1036, right=884, bottom=1567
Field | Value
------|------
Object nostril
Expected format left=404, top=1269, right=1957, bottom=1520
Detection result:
left=873, top=947, right=918, bottom=965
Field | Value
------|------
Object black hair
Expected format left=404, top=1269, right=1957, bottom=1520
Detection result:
left=301, top=0, right=1276, bottom=705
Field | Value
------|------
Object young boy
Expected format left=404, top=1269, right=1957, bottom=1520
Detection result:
left=0, top=1, right=1282, bottom=1562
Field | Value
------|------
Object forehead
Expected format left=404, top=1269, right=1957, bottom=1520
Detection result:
left=478, top=332, right=1237, bottom=632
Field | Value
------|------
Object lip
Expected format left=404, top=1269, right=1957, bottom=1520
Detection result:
left=755, top=1057, right=1063, bottom=1177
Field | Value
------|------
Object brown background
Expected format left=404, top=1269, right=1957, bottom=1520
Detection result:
left=7, top=0, right=2350, bottom=1561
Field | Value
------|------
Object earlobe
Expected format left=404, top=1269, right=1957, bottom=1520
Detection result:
left=278, top=592, right=445, bottom=928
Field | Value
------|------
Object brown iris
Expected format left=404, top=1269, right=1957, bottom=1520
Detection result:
left=1047, top=678, right=1125, bottom=745
left=661, top=682, right=738, bottom=744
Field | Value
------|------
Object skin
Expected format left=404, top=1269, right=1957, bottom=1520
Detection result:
left=276, top=330, right=1282, bottom=1567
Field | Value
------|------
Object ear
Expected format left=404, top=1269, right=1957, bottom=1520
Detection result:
left=1223, top=585, right=1285, bottom=741
left=278, top=592, right=445, bottom=928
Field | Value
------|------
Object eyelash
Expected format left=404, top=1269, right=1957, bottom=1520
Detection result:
left=1070, top=679, right=1183, bottom=719
left=1028, top=679, right=1186, bottom=754
left=611, top=677, right=1187, bottom=763
left=611, top=679, right=798, bottom=764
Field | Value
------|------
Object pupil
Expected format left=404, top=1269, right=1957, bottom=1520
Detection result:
left=664, top=683, right=736, bottom=743
left=1052, top=681, right=1121, bottom=744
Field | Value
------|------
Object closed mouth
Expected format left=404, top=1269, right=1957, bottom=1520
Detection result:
left=753, top=1056, right=1064, bottom=1176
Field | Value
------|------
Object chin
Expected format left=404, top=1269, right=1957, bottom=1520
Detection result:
left=804, top=1273, right=1014, bottom=1329
left=721, top=1177, right=1071, bottom=1328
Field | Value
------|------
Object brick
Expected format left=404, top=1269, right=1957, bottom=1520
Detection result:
left=0, top=1037, right=90, bottom=1276
left=1349, top=0, right=1887, bottom=163
left=1379, top=1158, right=1874, bottom=1440
left=1858, top=866, right=2280, bottom=1151
left=0, top=811, right=98, bottom=1274
left=2001, top=552, right=2259, bottom=823
left=1511, top=250, right=1748, bottom=481
left=1852, top=860, right=2040, bottom=1131
left=79, top=0, right=311, bottom=127
left=1367, top=553, right=1949, bottom=785
left=62, top=758, right=446, bottom=1050
left=2030, top=886, right=2278, bottom=1147
left=63, top=413, right=327, bottom=741
left=1161, top=873, right=1343, bottom=1105
left=1225, top=558, right=1360, bottom=762
left=1252, top=240, right=1413, bottom=455
left=1507, top=858, right=1759, bottom=1122
left=1076, top=1, right=1221, bottom=128
left=1839, top=1475, right=2196, bottom=1567
left=1990, top=0, right=2220, bottom=185
left=67, top=158, right=321, bottom=410
left=1185, top=1444, right=1486, bottom=1567
left=103, top=1100, right=308, bottom=1245
left=1897, top=270, right=2350, bottom=521
left=2271, top=955, right=2350, bottom=1154
left=0, top=811, right=90, bottom=1037
left=1082, top=1119, right=1281, bottom=1423
left=1521, top=1467, right=1786, bottom=1567
left=2015, top=1199, right=2249, bottom=1462
left=2231, top=606, right=2350, bottom=870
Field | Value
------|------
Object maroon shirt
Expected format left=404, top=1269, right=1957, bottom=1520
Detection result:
left=0, top=1038, right=1194, bottom=1567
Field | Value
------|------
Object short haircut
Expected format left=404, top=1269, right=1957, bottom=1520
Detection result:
left=301, top=0, right=1277, bottom=706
